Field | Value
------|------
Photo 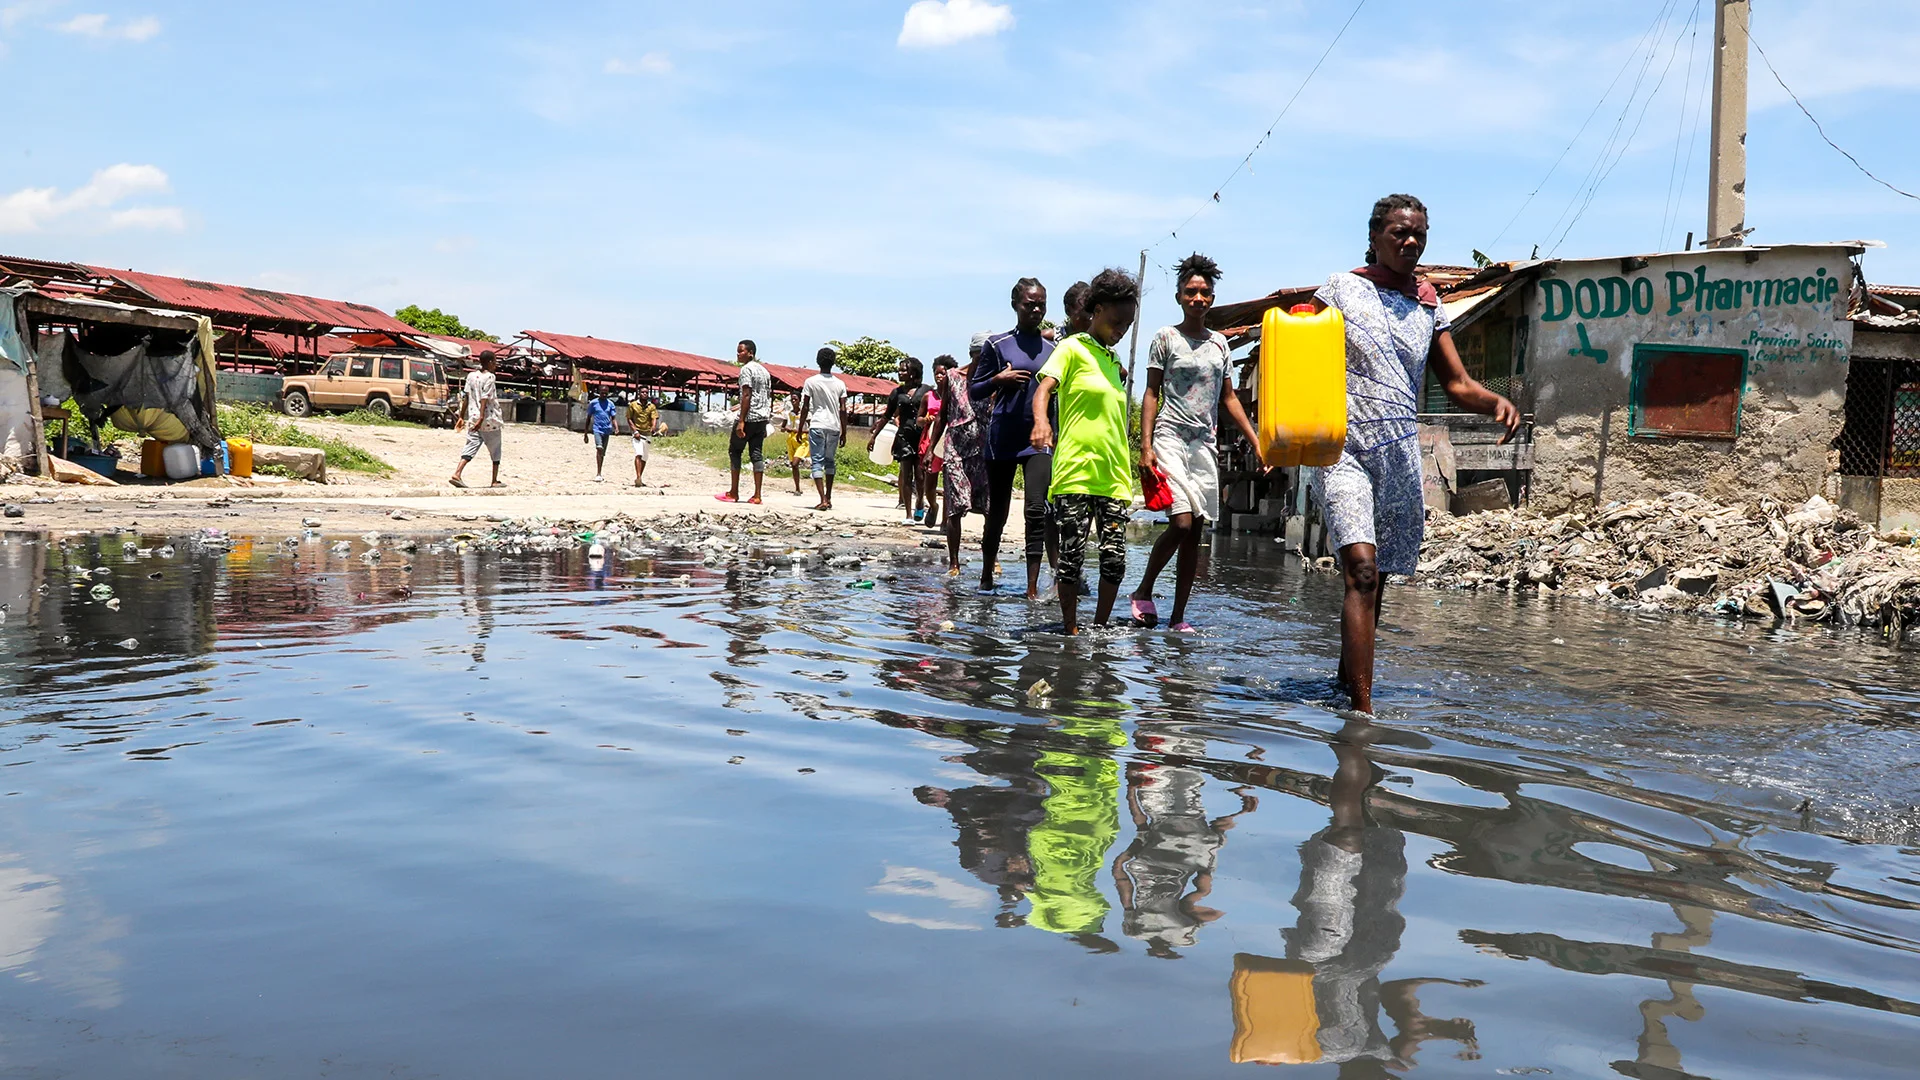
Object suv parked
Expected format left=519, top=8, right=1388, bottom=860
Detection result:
left=280, top=352, right=451, bottom=423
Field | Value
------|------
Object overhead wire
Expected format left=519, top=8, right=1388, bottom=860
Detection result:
left=1551, top=0, right=1697, bottom=254
left=1145, top=0, right=1368, bottom=254
left=1486, top=0, right=1679, bottom=255
left=1656, top=0, right=1705, bottom=248
left=1748, top=27, right=1920, bottom=202
left=1665, top=12, right=1715, bottom=250
left=1541, top=0, right=1682, bottom=254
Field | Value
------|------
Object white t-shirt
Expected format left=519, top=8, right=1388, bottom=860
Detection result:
left=802, top=373, right=847, bottom=432
left=739, top=360, right=773, bottom=423
left=462, top=370, right=502, bottom=431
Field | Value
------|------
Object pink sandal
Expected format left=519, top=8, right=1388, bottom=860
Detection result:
left=1130, top=598, right=1158, bottom=627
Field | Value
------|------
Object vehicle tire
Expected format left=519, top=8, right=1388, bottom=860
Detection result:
left=283, top=389, right=312, bottom=418
left=365, top=396, right=392, bottom=419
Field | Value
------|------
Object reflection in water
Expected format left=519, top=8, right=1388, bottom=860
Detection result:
left=1113, top=746, right=1255, bottom=958
left=1232, top=726, right=1480, bottom=1071
left=914, top=732, right=1046, bottom=924
left=6, top=530, right=1920, bottom=1077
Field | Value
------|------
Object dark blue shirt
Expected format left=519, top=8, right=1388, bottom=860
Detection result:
left=588, top=397, right=617, bottom=435
left=969, top=329, right=1054, bottom=461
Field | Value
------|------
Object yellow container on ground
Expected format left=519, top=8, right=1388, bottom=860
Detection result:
left=1257, top=304, right=1347, bottom=467
left=140, top=440, right=167, bottom=478
left=227, top=437, right=253, bottom=478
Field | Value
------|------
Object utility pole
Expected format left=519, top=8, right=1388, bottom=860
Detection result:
left=1705, top=0, right=1749, bottom=247
left=1125, top=248, right=1147, bottom=391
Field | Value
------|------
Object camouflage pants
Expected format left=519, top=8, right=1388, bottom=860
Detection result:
left=1054, top=493, right=1128, bottom=591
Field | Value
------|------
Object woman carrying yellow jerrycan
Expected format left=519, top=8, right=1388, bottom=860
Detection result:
left=1301, top=194, right=1517, bottom=715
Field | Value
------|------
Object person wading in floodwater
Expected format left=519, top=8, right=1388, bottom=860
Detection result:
left=1131, top=253, right=1265, bottom=632
left=1311, top=195, right=1517, bottom=714
left=925, top=342, right=991, bottom=576
left=972, top=279, right=1059, bottom=598
left=1030, top=268, right=1138, bottom=635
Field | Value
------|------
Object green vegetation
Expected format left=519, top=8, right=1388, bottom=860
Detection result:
left=57, top=401, right=141, bottom=451
left=654, top=426, right=890, bottom=493
left=825, top=336, right=908, bottom=379
left=337, top=407, right=423, bottom=428
left=394, top=304, right=498, bottom=342
left=216, top=403, right=393, bottom=475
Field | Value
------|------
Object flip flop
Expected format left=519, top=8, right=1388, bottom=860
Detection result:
left=490, top=481, right=506, bottom=488
left=747, top=496, right=762, bottom=505
left=715, top=493, right=737, bottom=503
left=1130, top=598, right=1158, bottom=627
left=1170, top=622, right=1197, bottom=633
left=448, top=477, right=467, bottom=489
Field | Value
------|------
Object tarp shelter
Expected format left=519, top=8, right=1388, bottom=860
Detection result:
left=1, top=290, right=219, bottom=477
left=2, top=254, right=418, bottom=375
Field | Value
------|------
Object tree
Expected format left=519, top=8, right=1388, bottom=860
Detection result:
left=395, top=305, right=499, bottom=343
left=826, top=336, right=908, bottom=378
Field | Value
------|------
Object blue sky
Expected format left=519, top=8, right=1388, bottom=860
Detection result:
left=2, top=0, right=1917, bottom=365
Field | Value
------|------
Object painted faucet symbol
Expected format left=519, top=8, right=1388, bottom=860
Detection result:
left=1569, top=323, right=1609, bottom=365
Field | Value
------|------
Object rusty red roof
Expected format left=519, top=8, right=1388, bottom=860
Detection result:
left=226, top=331, right=359, bottom=360
left=764, top=363, right=895, bottom=396
left=87, top=265, right=417, bottom=334
left=521, top=330, right=738, bottom=381
left=840, top=372, right=898, bottom=397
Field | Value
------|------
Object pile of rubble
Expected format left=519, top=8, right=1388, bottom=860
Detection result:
left=422, top=510, right=918, bottom=570
left=1418, top=492, right=1920, bottom=635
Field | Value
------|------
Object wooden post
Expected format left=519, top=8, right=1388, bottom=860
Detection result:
left=1125, top=248, right=1147, bottom=389
left=1706, top=0, right=1749, bottom=247
left=18, top=304, right=51, bottom=477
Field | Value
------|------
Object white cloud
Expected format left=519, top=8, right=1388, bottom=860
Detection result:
left=897, top=0, right=1012, bottom=49
left=1, top=2, right=60, bottom=30
left=0, top=163, right=183, bottom=233
left=55, top=12, right=160, bottom=41
left=604, top=52, right=672, bottom=76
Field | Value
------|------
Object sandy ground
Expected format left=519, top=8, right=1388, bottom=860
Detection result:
left=2, top=419, right=991, bottom=541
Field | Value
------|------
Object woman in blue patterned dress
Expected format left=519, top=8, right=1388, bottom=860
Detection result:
left=1312, top=194, right=1518, bottom=714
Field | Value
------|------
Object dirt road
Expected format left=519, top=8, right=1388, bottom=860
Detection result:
left=3, top=419, right=980, bottom=541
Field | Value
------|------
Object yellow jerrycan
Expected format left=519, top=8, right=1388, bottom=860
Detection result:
left=1257, top=303, right=1347, bottom=467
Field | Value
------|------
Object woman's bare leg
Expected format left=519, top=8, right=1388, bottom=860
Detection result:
left=1337, top=542, right=1383, bottom=715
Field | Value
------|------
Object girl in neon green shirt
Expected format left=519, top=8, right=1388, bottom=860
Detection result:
left=1030, top=268, right=1139, bottom=635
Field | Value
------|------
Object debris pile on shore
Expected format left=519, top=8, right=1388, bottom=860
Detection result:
left=1419, top=492, right=1920, bottom=634
left=423, top=510, right=914, bottom=570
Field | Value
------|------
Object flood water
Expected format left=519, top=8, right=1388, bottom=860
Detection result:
left=3, top=527, right=1920, bottom=1078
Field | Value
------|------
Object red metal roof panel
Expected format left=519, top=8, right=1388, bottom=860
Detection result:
left=88, top=265, right=417, bottom=334
left=522, top=330, right=737, bottom=380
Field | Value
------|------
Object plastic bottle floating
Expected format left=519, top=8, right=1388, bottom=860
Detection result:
left=1256, top=304, right=1347, bottom=468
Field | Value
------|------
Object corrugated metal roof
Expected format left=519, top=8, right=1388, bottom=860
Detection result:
left=88, top=265, right=416, bottom=334
left=225, top=331, right=359, bottom=359
left=761, top=363, right=895, bottom=397
left=521, top=330, right=737, bottom=381
left=839, top=371, right=898, bottom=397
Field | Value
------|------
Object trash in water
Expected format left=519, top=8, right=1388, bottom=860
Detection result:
left=1025, top=678, right=1053, bottom=703
left=89, top=583, right=113, bottom=601
left=848, top=580, right=875, bottom=590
